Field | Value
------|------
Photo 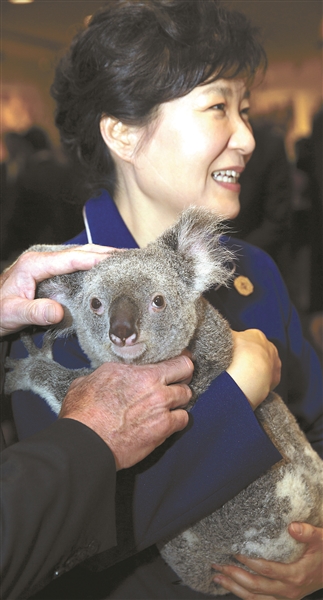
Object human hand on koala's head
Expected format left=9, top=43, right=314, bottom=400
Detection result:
left=0, top=244, right=117, bottom=337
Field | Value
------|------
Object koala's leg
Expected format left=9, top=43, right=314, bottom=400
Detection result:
left=5, top=332, right=92, bottom=414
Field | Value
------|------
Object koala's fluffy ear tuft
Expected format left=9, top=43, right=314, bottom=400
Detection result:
left=160, top=207, right=235, bottom=293
left=36, top=272, right=84, bottom=337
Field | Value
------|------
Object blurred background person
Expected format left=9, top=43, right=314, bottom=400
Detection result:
left=230, top=120, right=293, bottom=280
left=1, top=126, right=85, bottom=265
left=294, top=107, right=323, bottom=356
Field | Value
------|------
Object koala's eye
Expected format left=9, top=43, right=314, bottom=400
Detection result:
left=90, top=297, right=104, bottom=314
left=151, top=294, right=166, bottom=311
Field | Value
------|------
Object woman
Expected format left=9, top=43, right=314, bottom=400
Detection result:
left=10, top=1, right=322, bottom=598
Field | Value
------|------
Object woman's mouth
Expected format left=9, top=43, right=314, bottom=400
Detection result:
left=211, top=169, right=241, bottom=184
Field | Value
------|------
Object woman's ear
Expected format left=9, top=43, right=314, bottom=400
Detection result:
left=100, top=116, right=140, bottom=162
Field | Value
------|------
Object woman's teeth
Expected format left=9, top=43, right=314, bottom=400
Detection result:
left=211, top=170, right=240, bottom=183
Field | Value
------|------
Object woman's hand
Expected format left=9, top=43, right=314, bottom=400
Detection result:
left=0, top=244, right=116, bottom=337
left=226, top=329, right=281, bottom=410
left=212, top=522, right=323, bottom=599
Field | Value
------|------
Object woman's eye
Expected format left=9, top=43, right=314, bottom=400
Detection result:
left=151, top=295, right=166, bottom=309
left=212, top=103, right=226, bottom=112
left=90, top=298, right=104, bottom=313
left=241, top=107, right=250, bottom=121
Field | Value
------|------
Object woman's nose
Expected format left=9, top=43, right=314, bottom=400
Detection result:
left=228, top=118, right=256, bottom=156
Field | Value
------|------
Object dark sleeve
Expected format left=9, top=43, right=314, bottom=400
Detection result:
left=0, top=418, right=117, bottom=599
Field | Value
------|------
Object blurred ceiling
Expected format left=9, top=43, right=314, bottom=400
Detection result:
left=228, top=0, right=322, bottom=63
left=1, top=0, right=322, bottom=149
left=2, top=0, right=323, bottom=65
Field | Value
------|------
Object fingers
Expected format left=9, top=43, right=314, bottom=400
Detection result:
left=234, top=554, right=297, bottom=581
left=76, top=243, right=118, bottom=254
left=60, top=359, right=193, bottom=469
left=0, top=244, right=118, bottom=336
left=165, top=379, right=192, bottom=412
left=213, top=560, right=291, bottom=599
left=269, top=342, right=281, bottom=391
left=213, top=568, right=277, bottom=600
left=37, top=244, right=119, bottom=277
left=227, top=329, right=281, bottom=409
left=20, top=299, right=65, bottom=327
left=213, top=531, right=323, bottom=600
left=167, top=405, right=190, bottom=434
left=22, top=244, right=118, bottom=285
left=0, top=298, right=65, bottom=336
left=156, top=354, right=194, bottom=386
left=288, top=522, right=322, bottom=545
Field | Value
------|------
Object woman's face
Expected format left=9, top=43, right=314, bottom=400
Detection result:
left=132, top=78, right=255, bottom=221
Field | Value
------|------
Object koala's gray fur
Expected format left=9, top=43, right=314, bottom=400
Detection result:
left=5, top=207, right=323, bottom=596
left=5, top=207, right=234, bottom=413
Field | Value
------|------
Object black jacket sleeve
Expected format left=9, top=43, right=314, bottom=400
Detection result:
left=1, top=418, right=117, bottom=599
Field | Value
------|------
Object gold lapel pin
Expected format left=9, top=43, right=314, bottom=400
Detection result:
left=233, top=275, right=254, bottom=296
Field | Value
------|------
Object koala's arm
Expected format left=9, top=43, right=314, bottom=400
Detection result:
left=5, top=333, right=92, bottom=414
left=187, top=299, right=233, bottom=405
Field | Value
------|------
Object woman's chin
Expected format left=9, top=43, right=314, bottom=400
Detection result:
left=206, top=198, right=241, bottom=221
left=227, top=203, right=241, bottom=220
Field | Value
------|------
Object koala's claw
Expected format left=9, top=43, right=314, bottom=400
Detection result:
left=5, top=333, right=55, bottom=397
left=4, top=356, right=17, bottom=371
left=20, top=331, right=53, bottom=359
left=4, top=352, right=37, bottom=396
left=4, top=336, right=54, bottom=402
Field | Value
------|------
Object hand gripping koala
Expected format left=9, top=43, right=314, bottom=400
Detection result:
left=5, top=207, right=323, bottom=596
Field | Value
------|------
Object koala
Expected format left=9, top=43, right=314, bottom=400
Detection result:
left=5, top=207, right=234, bottom=413
left=5, top=207, right=323, bottom=596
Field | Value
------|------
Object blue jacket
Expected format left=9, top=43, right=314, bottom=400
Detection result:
left=11, top=189, right=322, bottom=556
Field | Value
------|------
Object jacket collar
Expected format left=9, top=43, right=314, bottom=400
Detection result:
left=83, top=189, right=139, bottom=249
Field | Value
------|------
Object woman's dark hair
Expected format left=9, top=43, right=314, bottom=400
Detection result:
left=51, top=0, right=267, bottom=194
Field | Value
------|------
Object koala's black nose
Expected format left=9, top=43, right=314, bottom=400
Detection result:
left=109, top=296, right=139, bottom=347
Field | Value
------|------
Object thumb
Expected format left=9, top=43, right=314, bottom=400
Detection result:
left=289, top=522, right=317, bottom=542
left=22, top=299, right=65, bottom=327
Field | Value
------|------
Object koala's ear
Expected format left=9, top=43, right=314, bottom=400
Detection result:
left=158, top=207, right=235, bottom=293
left=36, top=271, right=85, bottom=337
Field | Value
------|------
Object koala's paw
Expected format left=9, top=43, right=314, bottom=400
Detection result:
left=4, top=336, right=52, bottom=395
left=5, top=353, right=39, bottom=395
left=20, top=330, right=54, bottom=359
left=4, top=334, right=93, bottom=413
left=4, top=333, right=80, bottom=414
left=5, top=331, right=57, bottom=390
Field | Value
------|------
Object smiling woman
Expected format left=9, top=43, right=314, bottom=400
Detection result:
left=51, top=0, right=266, bottom=219
left=98, top=78, right=255, bottom=246
left=8, top=1, right=323, bottom=599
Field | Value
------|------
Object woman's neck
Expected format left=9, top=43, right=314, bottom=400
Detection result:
left=113, top=184, right=178, bottom=248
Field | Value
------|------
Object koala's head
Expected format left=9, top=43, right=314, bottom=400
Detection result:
left=37, top=207, right=234, bottom=367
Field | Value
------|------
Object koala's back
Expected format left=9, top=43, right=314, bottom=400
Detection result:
left=159, top=393, right=323, bottom=596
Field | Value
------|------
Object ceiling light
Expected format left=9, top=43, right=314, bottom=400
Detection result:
left=84, top=15, right=92, bottom=26
left=9, top=0, right=35, bottom=4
